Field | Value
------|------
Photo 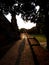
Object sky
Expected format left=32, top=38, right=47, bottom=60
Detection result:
left=4, top=13, right=36, bottom=29
left=4, top=4, right=40, bottom=29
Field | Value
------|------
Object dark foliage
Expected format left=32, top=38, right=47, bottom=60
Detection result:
left=0, top=0, right=49, bottom=50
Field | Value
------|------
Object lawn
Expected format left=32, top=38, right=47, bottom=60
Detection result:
left=30, top=34, right=47, bottom=42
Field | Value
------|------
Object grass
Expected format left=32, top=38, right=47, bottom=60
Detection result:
left=30, top=34, right=47, bottom=49
left=30, top=34, right=47, bottom=42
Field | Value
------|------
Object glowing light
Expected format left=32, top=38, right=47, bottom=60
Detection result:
left=20, top=33, right=27, bottom=39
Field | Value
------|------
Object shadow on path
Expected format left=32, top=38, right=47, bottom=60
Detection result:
left=15, top=39, right=25, bottom=65
left=0, top=41, right=16, bottom=60
left=27, top=38, right=40, bottom=65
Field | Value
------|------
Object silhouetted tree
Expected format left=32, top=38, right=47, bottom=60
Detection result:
left=0, top=0, right=49, bottom=50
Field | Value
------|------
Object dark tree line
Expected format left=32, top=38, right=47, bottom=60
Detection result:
left=0, top=0, right=49, bottom=50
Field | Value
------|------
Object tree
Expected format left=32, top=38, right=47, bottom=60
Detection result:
left=36, top=0, right=49, bottom=51
left=0, top=0, right=49, bottom=50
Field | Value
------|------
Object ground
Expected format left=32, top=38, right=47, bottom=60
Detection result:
left=0, top=33, right=49, bottom=65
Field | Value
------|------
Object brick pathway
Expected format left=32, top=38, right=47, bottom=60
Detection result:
left=0, top=39, right=35, bottom=65
left=0, top=35, right=49, bottom=65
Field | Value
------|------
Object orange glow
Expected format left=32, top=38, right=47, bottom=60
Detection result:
left=20, top=33, right=27, bottom=39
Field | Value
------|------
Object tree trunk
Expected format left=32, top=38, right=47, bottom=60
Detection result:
left=11, top=13, right=20, bottom=40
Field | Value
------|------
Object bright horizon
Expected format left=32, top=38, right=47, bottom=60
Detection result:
left=4, top=13, right=36, bottom=29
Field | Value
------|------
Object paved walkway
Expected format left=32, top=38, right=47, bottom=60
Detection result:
left=0, top=39, right=35, bottom=65
left=0, top=35, right=49, bottom=65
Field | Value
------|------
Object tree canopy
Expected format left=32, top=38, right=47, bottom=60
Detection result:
left=0, top=0, right=49, bottom=22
